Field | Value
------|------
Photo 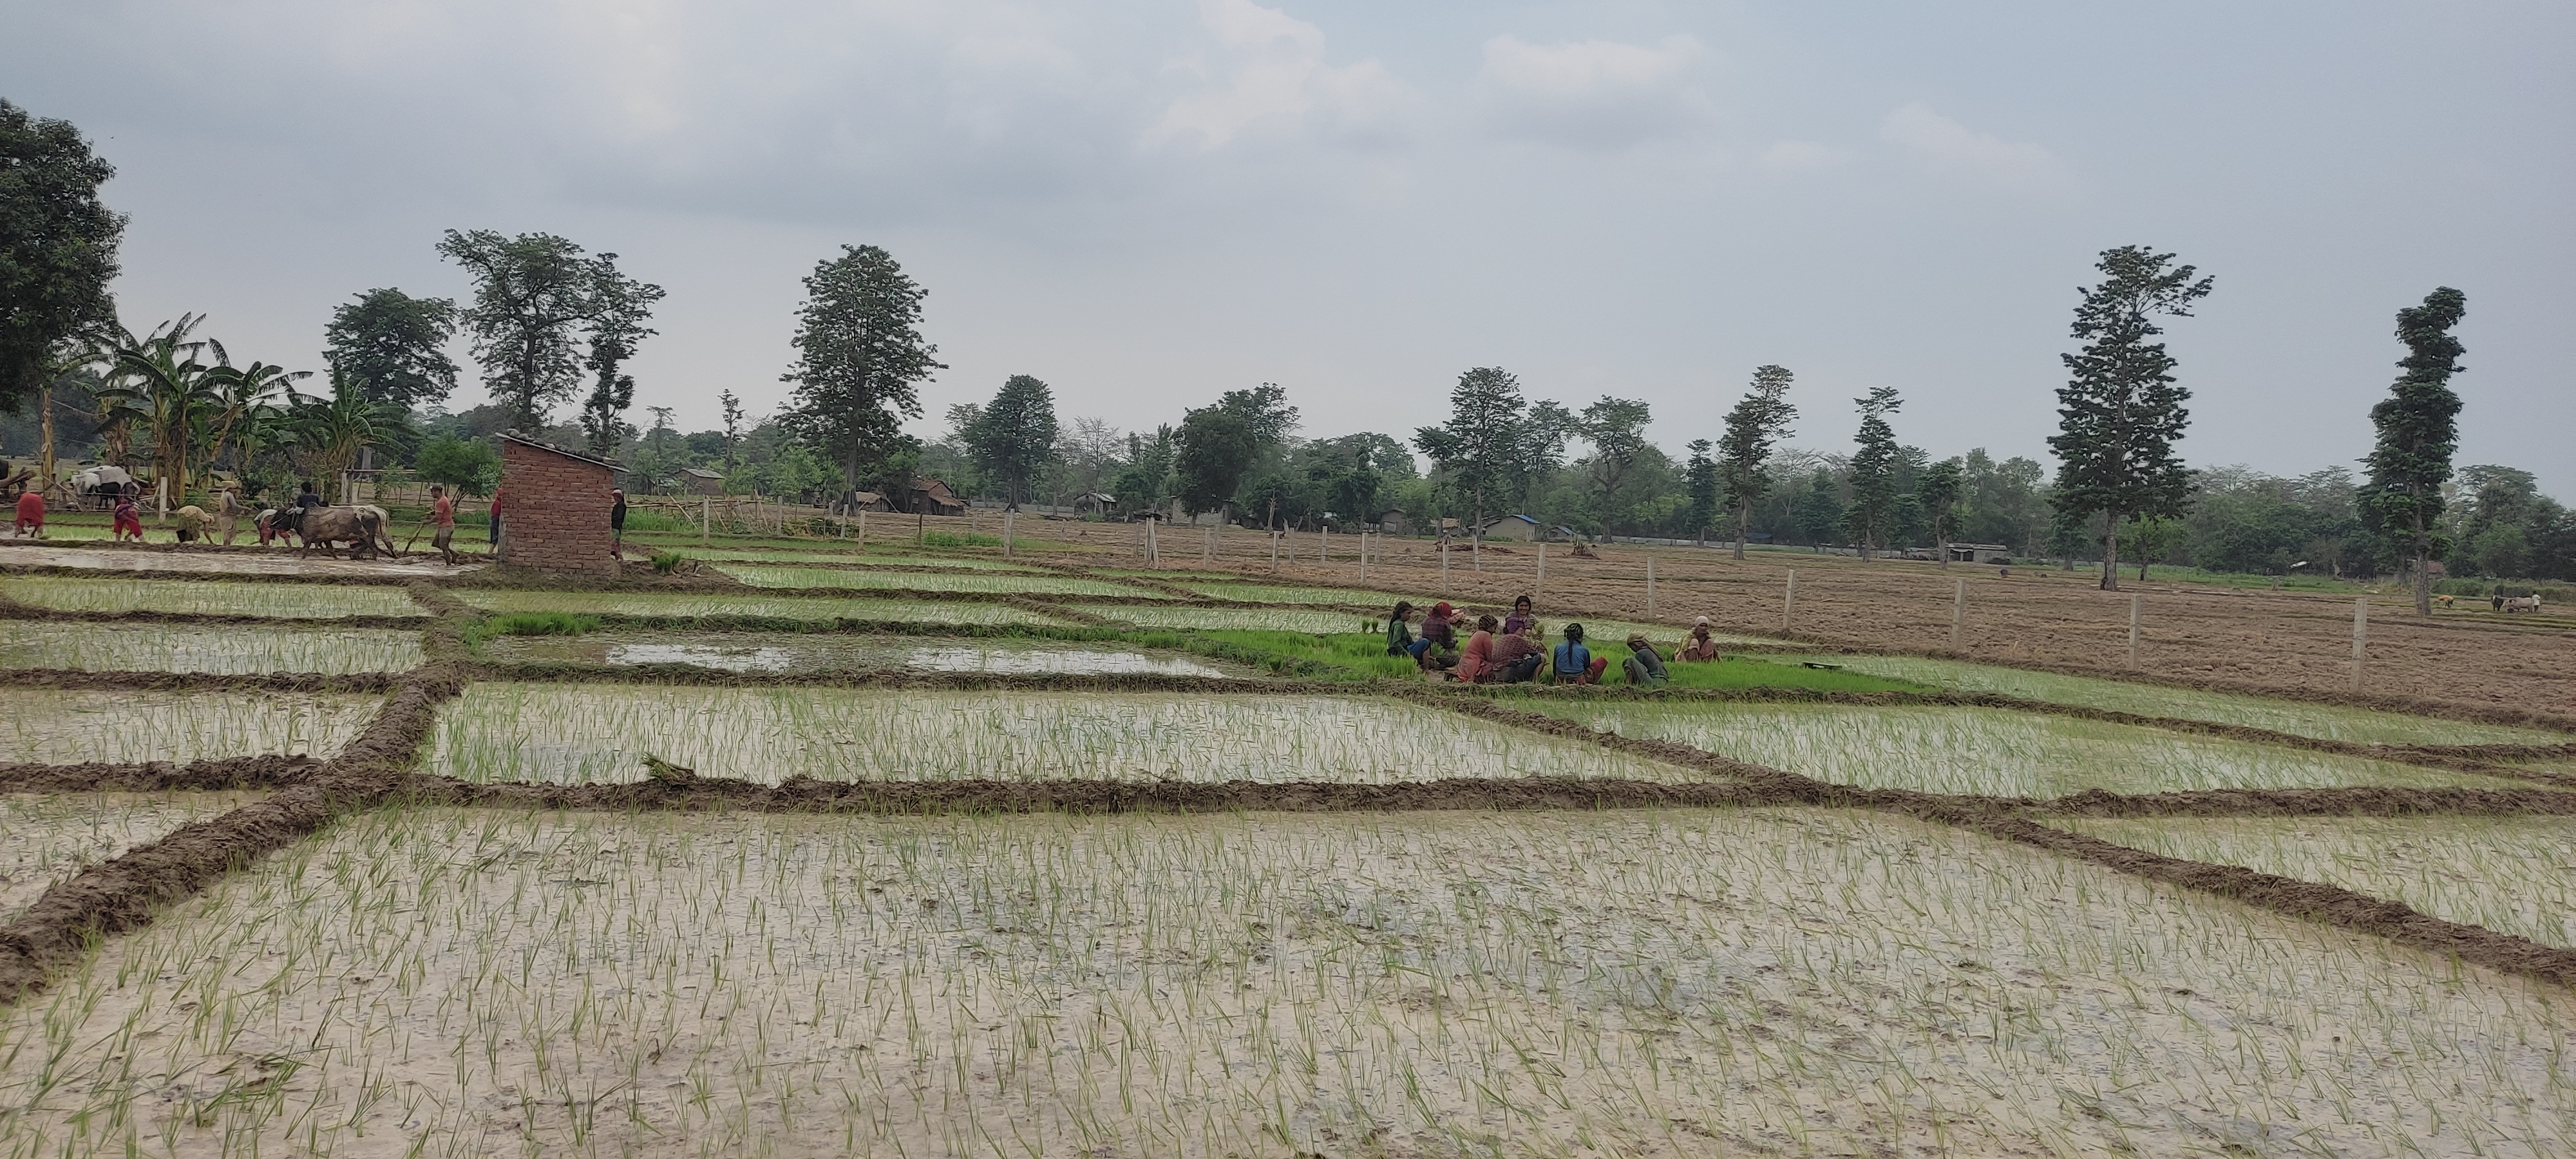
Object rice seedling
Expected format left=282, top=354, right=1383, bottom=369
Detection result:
left=0, top=576, right=422, bottom=618
left=688, top=549, right=1048, bottom=570
left=2054, top=815, right=2576, bottom=948
left=0, top=806, right=2561, bottom=1156
left=1179, top=581, right=1419, bottom=605
left=717, top=564, right=1170, bottom=598
left=424, top=686, right=1693, bottom=785
left=455, top=589, right=1074, bottom=626
left=0, top=791, right=267, bottom=919
left=1800, top=654, right=2570, bottom=744
left=0, top=623, right=423, bottom=674
left=482, top=630, right=1249, bottom=677
left=0, top=690, right=380, bottom=765
left=1085, top=604, right=1368, bottom=634
left=1530, top=701, right=2510, bottom=797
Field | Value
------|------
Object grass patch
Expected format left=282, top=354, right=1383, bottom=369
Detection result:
left=1189, top=631, right=1425, bottom=680
left=1179, top=582, right=1419, bottom=606
left=1084, top=605, right=1370, bottom=634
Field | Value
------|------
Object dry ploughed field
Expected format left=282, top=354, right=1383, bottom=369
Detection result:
left=0, top=520, right=2570, bottom=1157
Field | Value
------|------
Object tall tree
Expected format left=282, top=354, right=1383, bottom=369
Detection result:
left=1845, top=386, right=1904, bottom=561
left=718, top=389, right=745, bottom=470
left=1214, top=382, right=1300, bottom=446
left=0, top=100, right=126, bottom=417
left=779, top=244, right=945, bottom=505
left=1174, top=406, right=1257, bottom=518
left=2048, top=245, right=2213, bottom=589
left=965, top=374, right=1061, bottom=508
left=1412, top=366, right=1527, bottom=547
left=1716, top=364, right=1798, bottom=560
left=1573, top=395, right=1653, bottom=534
left=2360, top=287, right=2468, bottom=616
left=1683, top=438, right=1718, bottom=546
left=322, top=288, right=461, bottom=410
left=437, top=231, right=601, bottom=431
left=1917, top=457, right=1965, bottom=569
left=574, top=256, right=664, bottom=458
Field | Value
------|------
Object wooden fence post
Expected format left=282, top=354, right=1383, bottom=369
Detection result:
left=1783, top=569, right=1796, bottom=634
left=1536, top=540, right=1546, bottom=598
left=700, top=498, right=710, bottom=547
left=1269, top=531, right=1280, bottom=573
left=1202, top=522, right=1214, bottom=566
left=1003, top=509, right=1014, bottom=558
left=2128, top=592, right=2143, bottom=668
left=1441, top=540, right=1450, bottom=587
left=1320, top=525, right=1329, bottom=565
left=1951, top=577, right=1966, bottom=652
left=855, top=508, right=866, bottom=547
left=1645, top=556, right=1655, bottom=617
left=2351, top=597, right=2368, bottom=690
left=1359, top=532, right=1368, bottom=583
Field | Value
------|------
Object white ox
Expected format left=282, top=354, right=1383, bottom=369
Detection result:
left=2499, top=594, right=2544, bottom=614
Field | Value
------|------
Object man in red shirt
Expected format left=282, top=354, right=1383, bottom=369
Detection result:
left=429, top=485, right=458, bottom=565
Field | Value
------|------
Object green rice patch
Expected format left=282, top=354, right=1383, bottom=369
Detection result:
left=1, top=690, right=379, bottom=765
left=1179, top=582, right=1420, bottom=606
left=1800, top=654, right=2569, bottom=745
left=1086, top=605, right=1374, bottom=634
left=425, top=686, right=1701, bottom=786
left=484, top=630, right=1249, bottom=678
left=0, top=576, right=422, bottom=619
left=0, top=622, right=422, bottom=674
left=455, top=590, right=1073, bottom=627
left=2054, top=815, right=2576, bottom=948
left=717, top=565, right=1168, bottom=598
left=684, top=549, right=1047, bottom=570
left=1528, top=701, right=2506, bottom=798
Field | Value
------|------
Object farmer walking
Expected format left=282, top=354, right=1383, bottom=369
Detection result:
left=11, top=487, right=41, bottom=538
left=609, top=488, right=627, bottom=558
left=429, top=484, right=459, bottom=566
left=216, top=483, right=245, bottom=545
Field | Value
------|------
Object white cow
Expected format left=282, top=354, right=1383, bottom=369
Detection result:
left=2500, top=594, right=2544, bottom=614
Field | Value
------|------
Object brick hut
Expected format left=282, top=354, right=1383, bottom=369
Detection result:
left=497, top=433, right=621, bottom=576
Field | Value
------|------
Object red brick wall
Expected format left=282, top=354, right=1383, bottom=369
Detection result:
left=498, top=440, right=620, bottom=576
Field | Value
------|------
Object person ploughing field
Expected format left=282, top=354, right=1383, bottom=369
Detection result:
left=430, top=485, right=459, bottom=566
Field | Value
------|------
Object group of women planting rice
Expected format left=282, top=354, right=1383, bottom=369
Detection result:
left=1383, top=595, right=1722, bottom=686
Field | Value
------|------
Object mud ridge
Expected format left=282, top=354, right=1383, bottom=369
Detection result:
left=5, top=670, right=402, bottom=693
left=1976, top=816, right=2576, bottom=988
left=0, top=607, right=431, bottom=629
left=464, top=662, right=1353, bottom=694
left=0, top=755, right=323, bottom=793
left=2032, top=785, right=2576, bottom=818
left=0, top=562, right=431, bottom=589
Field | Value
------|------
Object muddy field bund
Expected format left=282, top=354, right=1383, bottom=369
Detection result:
left=0, top=576, right=424, bottom=618
left=483, top=630, right=1249, bottom=677
left=455, top=589, right=1076, bottom=626
left=0, top=621, right=424, bottom=674
left=0, top=806, right=2564, bottom=1157
left=1, top=689, right=380, bottom=765
left=424, top=686, right=1701, bottom=786
left=1530, top=700, right=2519, bottom=798
left=0, top=792, right=267, bottom=919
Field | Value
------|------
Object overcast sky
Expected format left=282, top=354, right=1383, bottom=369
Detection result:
left=7, top=1, right=2570, bottom=491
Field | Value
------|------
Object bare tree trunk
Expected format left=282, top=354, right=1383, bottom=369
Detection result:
left=1732, top=503, right=1749, bottom=561
left=2099, top=511, right=2123, bottom=591
left=1936, top=522, right=1949, bottom=570
left=2411, top=504, right=2432, bottom=616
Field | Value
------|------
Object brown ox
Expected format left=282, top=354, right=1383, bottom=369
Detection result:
left=289, top=505, right=398, bottom=559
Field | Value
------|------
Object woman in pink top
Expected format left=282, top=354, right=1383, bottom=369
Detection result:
left=1455, top=614, right=1497, bottom=682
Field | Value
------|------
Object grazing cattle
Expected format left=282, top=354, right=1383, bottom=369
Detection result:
left=291, top=505, right=398, bottom=559
left=2434, top=594, right=2455, bottom=608
left=2500, top=594, right=2544, bottom=614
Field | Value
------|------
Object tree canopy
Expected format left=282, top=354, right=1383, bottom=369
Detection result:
left=965, top=374, right=1061, bottom=508
left=2047, top=245, right=2213, bottom=589
left=1716, top=364, right=1797, bottom=560
left=322, top=288, right=460, bottom=411
left=1844, top=386, right=1905, bottom=560
left=0, top=100, right=125, bottom=415
left=779, top=244, right=945, bottom=504
left=2360, top=287, right=2467, bottom=615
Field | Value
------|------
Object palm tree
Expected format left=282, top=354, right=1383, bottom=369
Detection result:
left=291, top=373, right=413, bottom=489
left=106, top=316, right=227, bottom=506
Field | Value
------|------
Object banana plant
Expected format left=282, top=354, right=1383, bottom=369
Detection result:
left=104, top=314, right=226, bottom=504
left=289, top=372, right=414, bottom=484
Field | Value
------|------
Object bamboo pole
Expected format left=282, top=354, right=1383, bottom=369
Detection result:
left=1202, top=522, right=1214, bottom=566
left=1003, top=509, right=1014, bottom=558
left=2351, top=597, right=2368, bottom=690
left=1269, top=530, right=1280, bottom=573
left=1645, top=556, right=1655, bottom=616
left=1782, top=569, right=1796, bottom=634
left=1535, top=540, right=1546, bottom=597
left=1320, top=525, right=1329, bottom=565
left=700, top=498, right=710, bottom=547
left=2128, top=592, right=2143, bottom=668
left=856, top=508, right=866, bottom=546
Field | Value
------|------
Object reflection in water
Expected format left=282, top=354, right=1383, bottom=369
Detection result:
left=605, top=643, right=796, bottom=672
left=547, top=635, right=1235, bottom=677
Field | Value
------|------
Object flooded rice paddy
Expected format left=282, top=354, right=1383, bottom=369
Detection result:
left=0, top=791, right=268, bottom=920
left=2055, top=815, right=2576, bottom=948
left=715, top=565, right=1167, bottom=598
left=0, top=576, right=423, bottom=618
left=0, top=622, right=422, bottom=674
left=1531, top=701, right=2506, bottom=798
left=2, top=690, right=379, bottom=765
left=424, top=686, right=1693, bottom=786
left=1799, top=654, right=2571, bottom=744
left=0, top=806, right=2561, bottom=1158
left=1083, top=604, right=1373, bottom=634
left=482, top=630, right=1245, bottom=677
